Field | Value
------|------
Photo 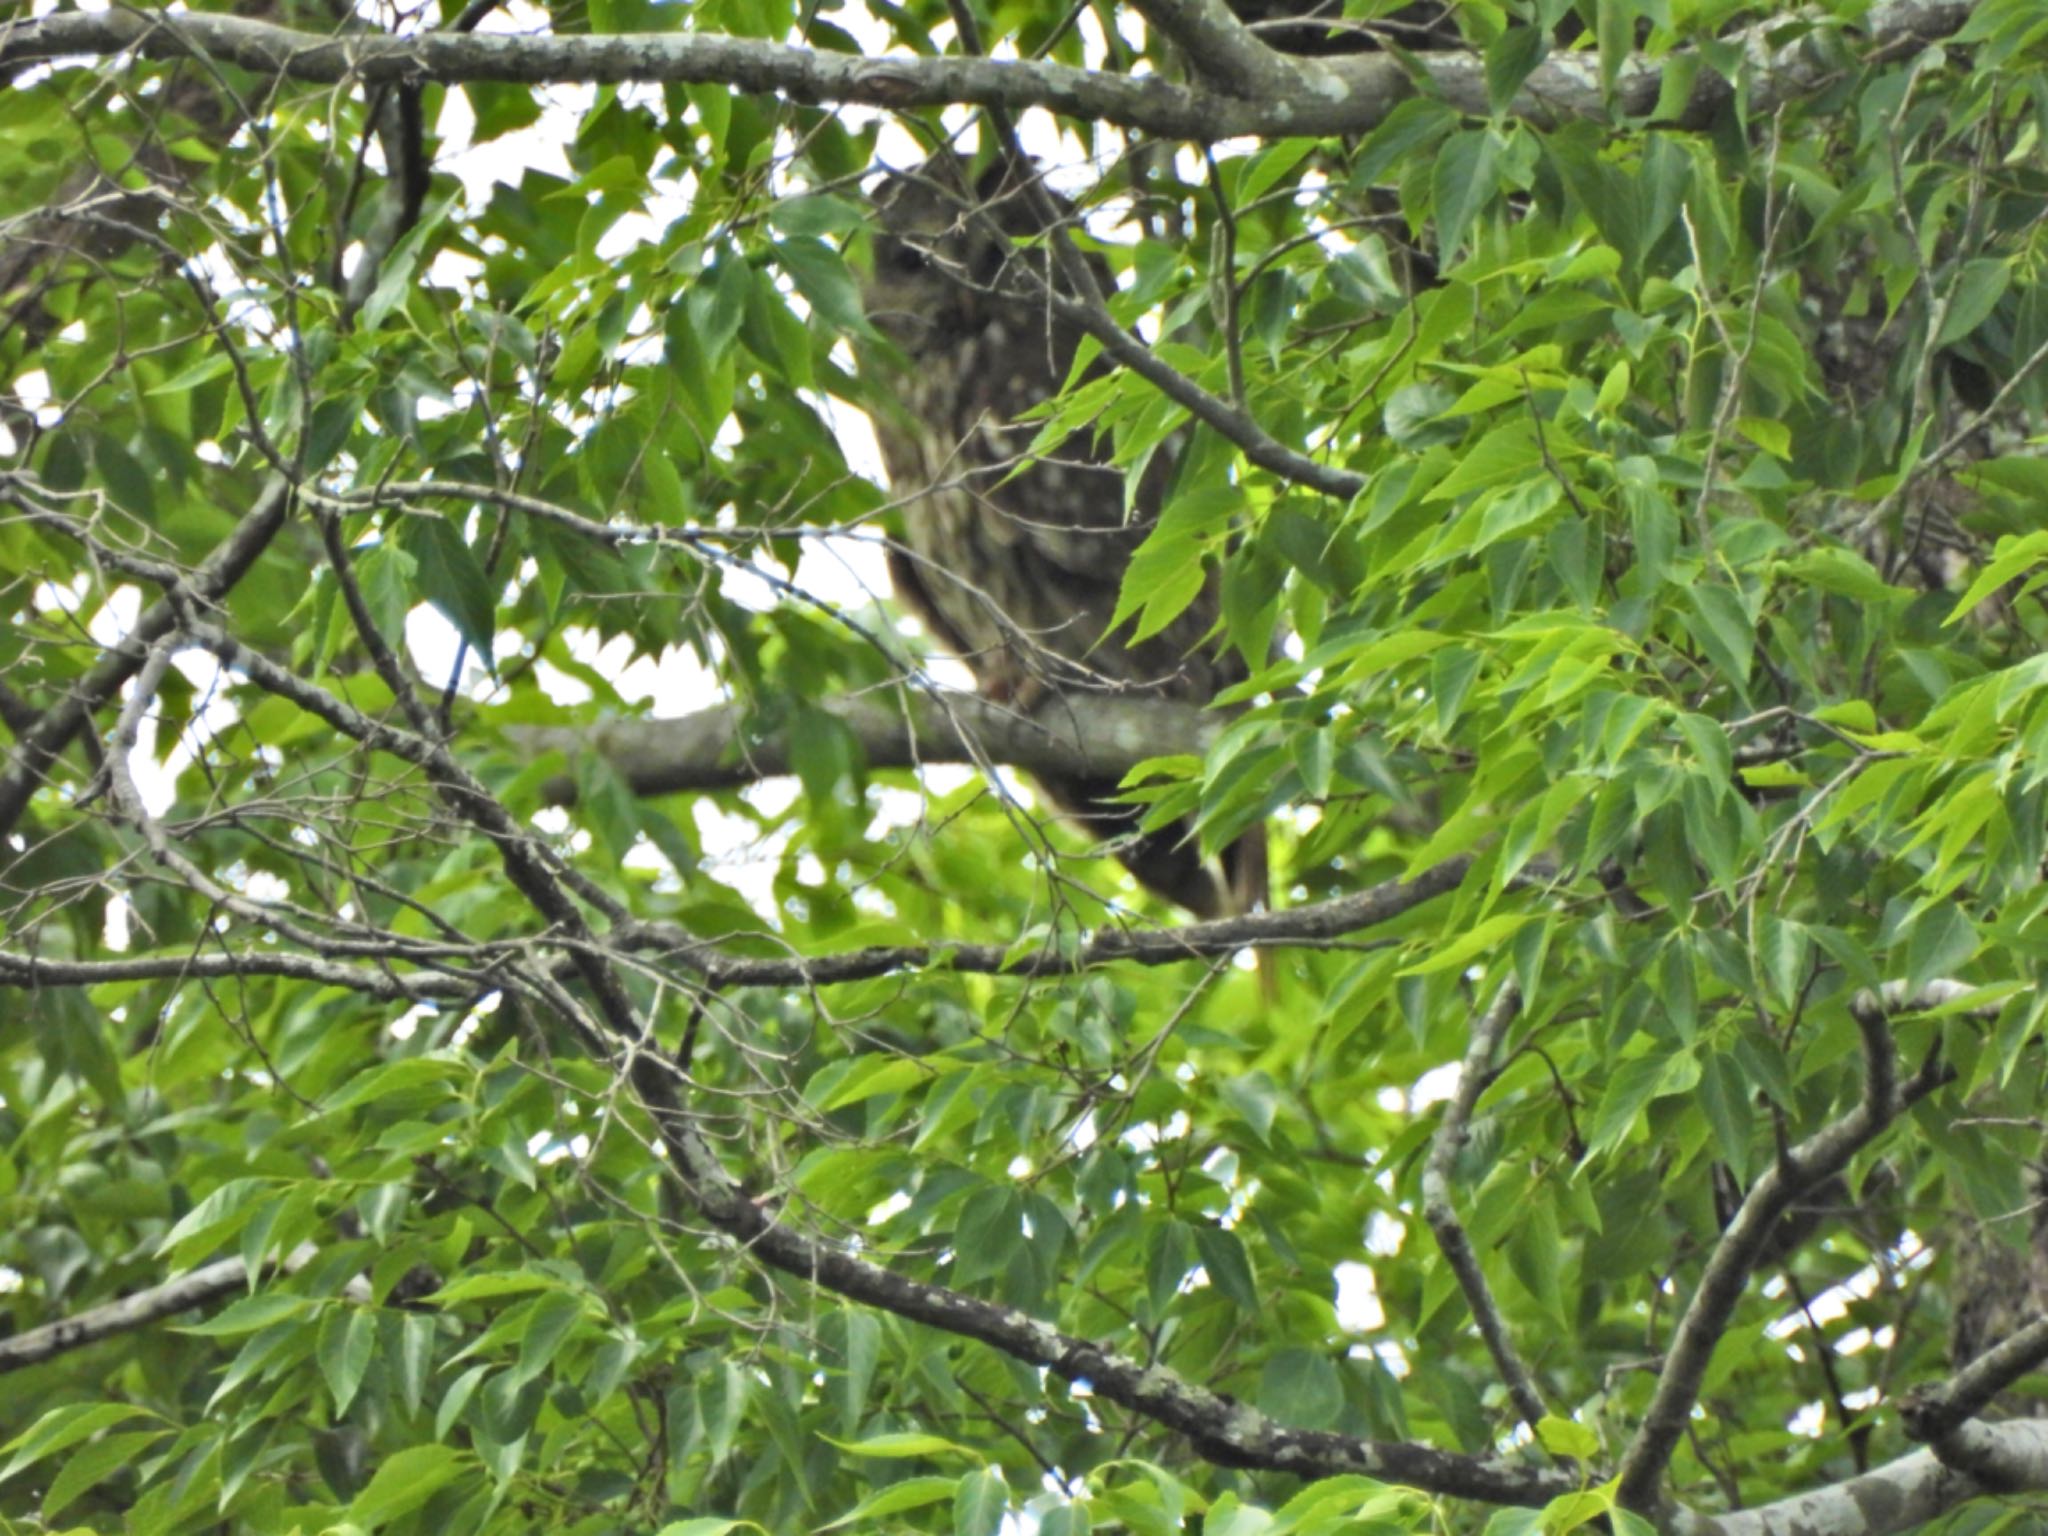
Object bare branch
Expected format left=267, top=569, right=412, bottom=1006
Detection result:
left=631, top=854, right=1474, bottom=983
left=0, top=855, right=1471, bottom=999
left=1421, top=982, right=1551, bottom=1432
left=0, top=947, right=490, bottom=1000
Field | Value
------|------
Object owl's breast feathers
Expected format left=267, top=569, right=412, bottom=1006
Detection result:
left=863, top=156, right=1257, bottom=917
left=869, top=264, right=1222, bottom=702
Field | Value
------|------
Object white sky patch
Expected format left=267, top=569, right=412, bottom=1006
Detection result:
left=531, top=1130, right=593, bottom=1164
left=1364, top=1211, right=1405, bottom=1257
left=1410, top=1061, right=1461, bottom=1109
left=1765, top=1233, right=1929, bottom=1342
left=867, top=1189, right=912, bottom=1225
left=1334, top=1260, right=1385, bottom=1331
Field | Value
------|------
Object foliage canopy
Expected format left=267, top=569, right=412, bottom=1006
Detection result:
left=2, top=2, right=2048, bottom=1535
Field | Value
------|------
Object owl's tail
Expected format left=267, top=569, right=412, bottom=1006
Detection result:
left=1039, top=775, right=1275, bottom=991
left=1223, top=823, right=1277, bottom=1002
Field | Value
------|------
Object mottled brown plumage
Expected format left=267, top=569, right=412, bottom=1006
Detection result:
left=861, top=155, right=1257, bottom=916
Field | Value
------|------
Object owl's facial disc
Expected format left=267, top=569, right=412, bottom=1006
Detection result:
left=865, top=235, right=949, bottom=353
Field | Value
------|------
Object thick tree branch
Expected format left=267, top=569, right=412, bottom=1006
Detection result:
left=1125, top=0, right=1302, bottom=100
left=1421, top=982, right=1551, bottom=1432
left=1899, top=1316, right=2048, bottom=1443
left=1615, top=983, right=1969, bottom=1511
left=1671, top=1423, right=2048, bottom=1536
left=159, top=623, right=1482, bottom=983
left=1, top=3, right=1977, bottom=144
left=687, top=1165, right=1578, bottom=1505
left=509, top=691, right=1222, bottom=802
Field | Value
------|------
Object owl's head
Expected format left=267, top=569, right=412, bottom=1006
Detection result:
left=862, top=154, right=1050, bottom=357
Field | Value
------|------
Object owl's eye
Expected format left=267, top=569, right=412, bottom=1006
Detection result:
left=884, top=242, right=928, bottom=276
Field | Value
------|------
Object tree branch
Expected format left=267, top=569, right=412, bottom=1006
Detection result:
left=1125, top=0, right=1301, bottom=99
left=628, top=853, right=1473, bottom=983
left=0, top=1245, right=363, bottom=1374
left=1615, top=983, right=1969, bottom=1511
left=0, top=855, right=1471, bottom=1000
left=694, top=1174, right=1579, bottom=1505
left=508, top=690, right=1223, bottom=802
left=1670, top=1423, right=2048, bottom=1536
left=0, top=946, right=491, bottom=1001
left=1899, top=1316, right=2048, bottom=1443
left=1421, top=982, right=1551, bottom=1432
left=0, top=3, right=1978, bottom=144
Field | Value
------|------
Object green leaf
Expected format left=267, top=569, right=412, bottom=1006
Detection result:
left=42, top=1430, right=167, bottom=1519
left=1257, top=1348, right=1343, bottom=1430
left=1935, top=258, right=2010, bottom=346
left=1505, top=1191, right=1567, bottom=1326
left=952, top=1187, right=1024, bottom=1288
left=1535, top=1416, right=1599, bottom=1460
left=1398, top=913, right=1534, bottom=977
left=1, top=1403, right=157, bottom=1483
left=1427, top=419, right=1542, bottom=502
left=1540, top=1481, right=1615, bottom=1535
left=399, top=513, right=497, bottom=664
left=511, top=1288, right=587, bottom=1387
left=1947, top=531, right=2048, bottom=624
left=156, top=1177, right=274, bottom=1260
left=806, top=1053, right=932, bottom=1112
left=347, top=1445, right=469, bottom=1529
left=91, top=435, right=155, bottom=521
left=774, top=236, right=873, bottom=338
left=953, top=1468, right=1008, bottom=1536
left=1193, top=1224, right=1259, bottom=1311
left=834, top=1306, right=881, bottom=1434
left=1905, top=902, right=1979, bottom=995
left=1588, top=1052, right=1698, bottom=1159
left=1683, top=585, right=1754, bottom=689
left=1697, top=1052, right=1754, bottom=1182
left=1144, top=1218, right=1196, bottom=1319
left=817, top=1477, right=960, bottom=1529
left=318, top=1307, right=377, bottom=1416
left=1485, top=27, right=1548, bottom=113
left=1433, top=131, right=1503, bottom=259
left=353, top=539, right=418, bottom=648
left=175, top=1294, right=307, bottom=1343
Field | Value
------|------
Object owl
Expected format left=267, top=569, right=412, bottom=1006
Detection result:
left=860, top=155, right=1260, bottom=918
